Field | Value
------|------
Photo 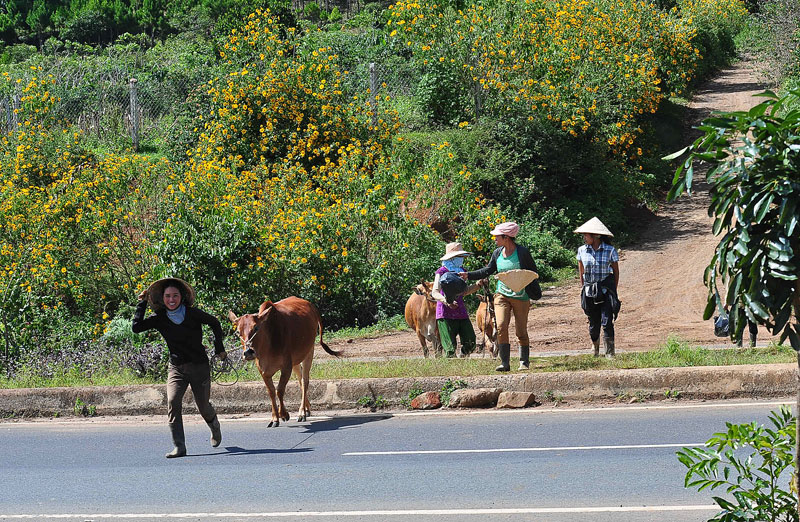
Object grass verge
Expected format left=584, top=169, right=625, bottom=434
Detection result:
left=0, top=337, right=794, bottom=389
left=325, top=314, right=409, bottom=340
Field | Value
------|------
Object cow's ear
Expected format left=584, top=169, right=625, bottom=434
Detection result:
left=227, top=310, right=238, bottom=323
left=257, top=302, right=273, bottom=320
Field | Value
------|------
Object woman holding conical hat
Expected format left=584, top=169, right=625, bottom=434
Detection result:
left=459, top=222, right=542, bottom=372
left=132, top=278, right=228, bottom=458
left=574, top=217, right=620, bottom=357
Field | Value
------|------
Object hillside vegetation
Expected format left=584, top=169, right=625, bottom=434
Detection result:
left=0, top=0, right=748, bottom=379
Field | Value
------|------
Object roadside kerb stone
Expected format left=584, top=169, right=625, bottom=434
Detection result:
left=0, top=363, right=796, bottom=418
left=448, top=388, right=502, bottom=408
left=496, top=391, right=536, bottom=408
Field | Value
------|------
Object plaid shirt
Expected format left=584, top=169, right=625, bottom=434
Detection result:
left=576, top=242, right=618, bottom=284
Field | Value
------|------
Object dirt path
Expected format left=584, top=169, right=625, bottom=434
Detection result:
left=319, top=58, right=775, bottom=360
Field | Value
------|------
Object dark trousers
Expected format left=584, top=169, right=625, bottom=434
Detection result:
left=583, top=297, right=615, bottom=342
left=167, top=361, right=216, bottom=447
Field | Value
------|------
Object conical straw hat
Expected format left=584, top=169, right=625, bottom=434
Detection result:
left=496, top=269, right=539, bottom=293
left=574, top=217, right=614, bottom=237
left=146, top=277, right=196, bottom=311
left=440, top=241, right=472, bottom=261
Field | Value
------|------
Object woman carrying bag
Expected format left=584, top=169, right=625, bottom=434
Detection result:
left=575, top=217, right=620, bottom=357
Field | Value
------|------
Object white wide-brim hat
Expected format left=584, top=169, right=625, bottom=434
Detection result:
left=574, top=217, right=614, bottom=237
left=441, top=241, right=473, bottom=261
left=146, top=277, right=196, bottom=311
left=496, top=269, right=539, bottom=293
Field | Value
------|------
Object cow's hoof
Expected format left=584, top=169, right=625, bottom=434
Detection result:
left=268, top=420, right=280, bottom=427
left=297, top=413, right=306, bottom=422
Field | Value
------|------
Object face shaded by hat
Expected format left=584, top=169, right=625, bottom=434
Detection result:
left=146, top=278, right=196, bottom=311
left=440, top=242, right=472, bottom=261
left=573, top=217, right=614, bottom=237
left=490, top=221, right=520, bottom=238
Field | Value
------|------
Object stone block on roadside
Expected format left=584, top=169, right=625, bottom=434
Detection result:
left=448, top=388, right=502, bottom=408
left=496, top=391, right=536, bottom=409
left=410, top=391, right=442, bottom=410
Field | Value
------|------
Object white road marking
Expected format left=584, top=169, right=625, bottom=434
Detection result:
left=343, top=442, right=704, bottom=456
left=0, top=505, right=720, bottom=518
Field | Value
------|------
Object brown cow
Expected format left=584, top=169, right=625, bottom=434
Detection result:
left=404, top=281, right=442, bottom=358
left=476, top=295, right=498, bottom=357
left=228, top=296, right=341, bottom=427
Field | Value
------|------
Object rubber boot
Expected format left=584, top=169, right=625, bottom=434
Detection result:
left=518, top=346, right=530, bottom=370
left=208, top=415, right=222, bottom=448
left=167, top=418, right=186, bottom=458
left=165, top=444, right=186, bottom=459
left=495, top=343, right=511, bottom=372
left=592, top=339, right=600, bottom=357
left=604, top=336, right=615, bottom=358
left=749, top=332, right=757, bottom=348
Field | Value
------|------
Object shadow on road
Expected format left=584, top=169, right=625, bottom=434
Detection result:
left=299, top=414, right=392, bottom=433
left=187, top=446, right=314, bottom=457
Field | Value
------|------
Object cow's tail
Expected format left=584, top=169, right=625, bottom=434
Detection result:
left=313, top=303, right=342, bottom=357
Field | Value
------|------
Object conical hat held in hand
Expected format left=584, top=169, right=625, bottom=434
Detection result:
left=496, top=269, right=539, bottom=293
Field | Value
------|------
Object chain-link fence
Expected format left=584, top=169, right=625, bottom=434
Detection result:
left=0, top=57, right=425, bottom=150
left=0, top=57, right=202, bottom=151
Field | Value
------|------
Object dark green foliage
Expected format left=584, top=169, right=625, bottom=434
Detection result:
left=416, top=62, right=470, bottom=126
left=0, top=0, right=297, bottom=47
left=676, top=406, right=797, bottom=522
left=471, top=114, right=662, bottom=243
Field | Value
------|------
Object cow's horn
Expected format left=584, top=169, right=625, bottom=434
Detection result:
left=227, top=310, right=238, bottom=323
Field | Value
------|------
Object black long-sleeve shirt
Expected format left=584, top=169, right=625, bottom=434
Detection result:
left=132, top=300, right=225, bottom=365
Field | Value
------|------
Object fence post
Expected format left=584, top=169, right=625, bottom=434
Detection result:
left=473, top=57, right=482, bottom=120
left=11, top=94, right=20, bottom=130
left=0, top=98, right=6, bottom=134
left=129, top=78, right=139, bottom=152
left=369, top=62, right=377, bottom=128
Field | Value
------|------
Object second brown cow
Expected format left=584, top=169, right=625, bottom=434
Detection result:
left=228, top=296, right=341, bottom=427
left=404, top=281, right=442, bottom=358
left=476, top=296, right=498, bottom=357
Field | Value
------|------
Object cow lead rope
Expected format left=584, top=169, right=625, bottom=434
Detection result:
left=210, top=352, right=240, bottom=386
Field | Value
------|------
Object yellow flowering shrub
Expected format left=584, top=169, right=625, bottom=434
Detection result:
left=387, top=0, right=744, bottom=150
left=156, top=11, right=446, bottom=326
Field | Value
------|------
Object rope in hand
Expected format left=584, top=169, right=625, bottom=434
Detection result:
left=210, top=351, right=240, bottom=386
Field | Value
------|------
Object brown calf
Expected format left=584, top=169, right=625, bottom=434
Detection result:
left=404, top=281, right=442, bottom=358
left=228, top=296, right=341, bottom=427
left=476, top=295, right=498, bottom=357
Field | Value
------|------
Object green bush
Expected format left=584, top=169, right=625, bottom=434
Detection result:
left=677, top=406, right=797, bottom=522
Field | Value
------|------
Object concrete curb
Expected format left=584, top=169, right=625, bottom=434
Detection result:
left=1, top=363, right=796, bottom=418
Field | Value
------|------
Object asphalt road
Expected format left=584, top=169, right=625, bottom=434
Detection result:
left=1, top=399, right=793, bottom=521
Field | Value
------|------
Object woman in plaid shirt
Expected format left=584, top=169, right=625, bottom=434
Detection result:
left=575, top=218, right=620, bottom=357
